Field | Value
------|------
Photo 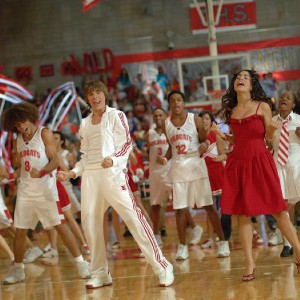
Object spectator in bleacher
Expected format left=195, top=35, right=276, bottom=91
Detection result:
left=133, top=73, right=147, bottom=95
left=116, top=68, right=131, bottom=100
left=182, top=65, right=192, bottom=101
left=156, top=65, right=168, bottom=95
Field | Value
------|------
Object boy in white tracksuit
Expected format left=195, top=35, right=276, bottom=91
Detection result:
left=57, top=80, right=174, bottom=289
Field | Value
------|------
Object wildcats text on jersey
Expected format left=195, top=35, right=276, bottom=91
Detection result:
left=20, top=149, right=41, bottom=158
left=169, top=134, right=192, bottom=144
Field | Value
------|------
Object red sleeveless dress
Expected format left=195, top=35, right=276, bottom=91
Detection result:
left=203, top=131, right=224, bottom=196
left=220, top=105, right=287, bottom=216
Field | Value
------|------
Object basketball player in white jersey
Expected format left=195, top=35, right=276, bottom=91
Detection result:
left=0, top=157, right=47, bottom=263
left=0, top=103, right=90, bottom=285
left=157, top=90, right=225, bottom=260
left=145, top=108, right=171, bottom=247
left=57, top=81, right=174, bottom=289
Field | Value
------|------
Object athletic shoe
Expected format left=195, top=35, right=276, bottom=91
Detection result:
left=157, top=263, right=174, bottom=287
left=81, top=245, right=91, bottom=255
left=217, top=241, right=230, bottom=258
left=201, top=239, right=214, bottom=249
left=253, top=233, right=264, bottom=244
left=268, top=229, right=283, bottom=246
left=42, top=248, right=58, bottom=258
left=3, top=266, right=25, bottom=285
left=280, top=246, right=293, bottom=257
left=111, top=241, right=121, bottom=250
left=43, top=243, right=51, bottom=253
left=77, top=260, right=91, bottom=279
left=23, top=247, right=43, bottom=263
left=175, top=244, right=189, bottom=260
left=155, top=235, right=163, bottom=247
left=189, top=225, right=203, bottom=245
left=85, top=270, right=112, bottom=289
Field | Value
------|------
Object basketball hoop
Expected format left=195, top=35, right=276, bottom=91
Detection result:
left=207, top=89, right=224, bottom=101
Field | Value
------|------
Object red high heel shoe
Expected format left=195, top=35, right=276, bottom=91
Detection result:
left=242, top=268, right=256, bottom=282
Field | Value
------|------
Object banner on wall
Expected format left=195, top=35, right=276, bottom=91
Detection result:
left=14, top=66, right=32, bottom=82
left=83, top=0, right=101, bottom=12
left=190, top=0, right=256, bottom=34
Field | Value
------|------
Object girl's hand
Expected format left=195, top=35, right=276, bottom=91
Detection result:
left=212, top=122, right=226, bottom=139
left=198, top=141, right=209, bottom=154
left=268, top=120, right=281, bottom=132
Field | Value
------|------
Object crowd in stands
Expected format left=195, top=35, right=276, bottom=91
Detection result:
left=23, top=66, right=300, bottom=165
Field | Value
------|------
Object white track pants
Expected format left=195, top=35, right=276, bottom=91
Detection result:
left=81, top=168, right=169, bottom=276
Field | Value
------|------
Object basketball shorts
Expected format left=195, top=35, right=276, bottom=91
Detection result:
left=172, top=177, right=213, bottom=209
left=149, top=176, right=172, bottom=206
left=14, top=199, right=66, bottom=230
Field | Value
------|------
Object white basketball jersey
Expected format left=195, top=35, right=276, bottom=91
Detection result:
left=148, top=128, right=171, bottom=184
left=165, top=113, right=208, bottom=182
left=16, top=126, right=58, bottom=201
left=148, top=129, right=169, bottom=171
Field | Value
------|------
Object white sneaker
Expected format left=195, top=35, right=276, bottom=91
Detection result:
left=201, top=239, right=214, bottom=249
left=155, top=234, right=163, bottom=247
left=42, top=248, right=59, bottom=258
left=253, top=233, right=264, bottom=244
left=176, top=244, right=189, bottom=260
left=268, top=229, right=283, bottom=246
left=217, top=241, right=230, bottom=258
left=85, top=270, right=112, bottom=289
left=3, top=266, right=25, bottom=285
left=77, top=260, right=91, bottom=279
left=43, top=243, right=51, bottom=253
left=23, top=247, right=43, bottom=263
left=189, top=225, right=203, bottom=245
left=157, top=263, right=174, bottom=287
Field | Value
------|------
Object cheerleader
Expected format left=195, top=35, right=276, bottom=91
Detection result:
left=198, top=111, right=229, bottom=257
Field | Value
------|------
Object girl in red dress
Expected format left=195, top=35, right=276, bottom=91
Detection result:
left=212, top=70, right=300, bottom=281
left=199, top=111, right=227, bottom=252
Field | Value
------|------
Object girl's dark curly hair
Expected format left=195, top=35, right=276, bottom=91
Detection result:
left=2, top=103, right=39, bottom=133
left=222, top=70, right=268, bottom=123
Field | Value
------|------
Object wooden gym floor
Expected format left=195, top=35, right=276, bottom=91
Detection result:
left=0, top=210, right=300, bottom=300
